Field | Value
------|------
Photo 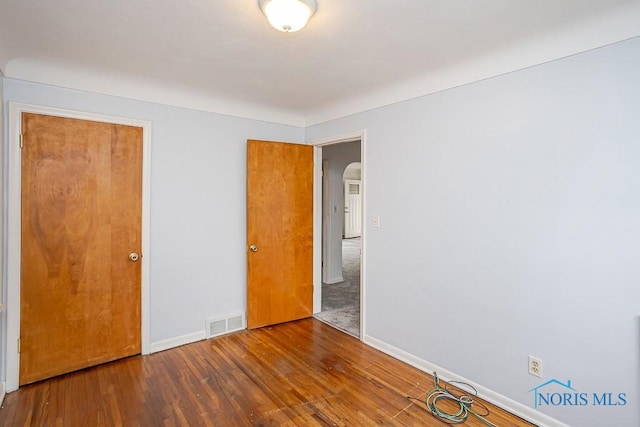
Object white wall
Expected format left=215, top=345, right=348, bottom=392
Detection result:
left=2, top=79, right=304, bottom=346
left=322, top=141, right=361, bottom=284
left=307, top=37, right=640, bottom=427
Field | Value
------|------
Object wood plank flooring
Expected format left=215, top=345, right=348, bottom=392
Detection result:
left=0, top=319, right=534, bottom=426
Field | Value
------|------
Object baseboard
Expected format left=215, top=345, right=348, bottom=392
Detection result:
left=149, top=330, right=206, bottom=353
left=362, top=334, right=569, bottom=427
left=0, top=382, right=5, bottom=406
left=324, top=274, right=344, bottom=284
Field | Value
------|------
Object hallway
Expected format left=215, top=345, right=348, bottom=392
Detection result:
left=315, top=237, right=360, bottom=336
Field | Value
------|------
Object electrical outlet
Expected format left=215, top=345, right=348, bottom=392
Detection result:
left=529, top=356, right=543, bottom=378
left=372, top=215, right=380, bottom=228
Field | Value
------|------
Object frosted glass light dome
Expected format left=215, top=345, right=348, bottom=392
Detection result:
left=260, top=0, right=317, bottom=32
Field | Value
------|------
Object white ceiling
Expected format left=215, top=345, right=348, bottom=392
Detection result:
left=1, top=0, right=639, bottom=126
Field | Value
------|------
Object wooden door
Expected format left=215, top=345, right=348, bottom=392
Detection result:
left=344, top=179, right=362, bottom=238
left=20, top=113, right=143, bottom=385
left=247, top=140, right=314, bottom=329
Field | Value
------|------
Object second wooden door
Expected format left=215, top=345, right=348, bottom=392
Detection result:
left=246, top=140, right=314, bottom=329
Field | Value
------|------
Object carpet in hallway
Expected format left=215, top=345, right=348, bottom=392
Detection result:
left=315, top=237, right=360, bottom=336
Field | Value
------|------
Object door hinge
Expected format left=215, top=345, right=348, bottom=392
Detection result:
left=20, top=134, right=24, bottom=149
left=17, top=338, right=20, bottom=353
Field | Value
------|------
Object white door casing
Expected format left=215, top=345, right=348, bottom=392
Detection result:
left=311, top=130, right=366, bottom=340
left=6, top=102, right=153, bottom=392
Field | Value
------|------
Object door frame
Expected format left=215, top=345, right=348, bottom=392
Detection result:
left=311, top=129, right=366, bottom=339
left=6, top=102, right=152, bottom=392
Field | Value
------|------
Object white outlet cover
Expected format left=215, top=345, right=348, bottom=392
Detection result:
left=529, top=355, right=543, bottom=378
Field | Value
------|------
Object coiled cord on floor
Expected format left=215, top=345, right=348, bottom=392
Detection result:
left=408, top=372, right=497, bottom=426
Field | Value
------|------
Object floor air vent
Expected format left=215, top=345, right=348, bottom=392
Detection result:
left=206, top=313, right=246, bottom=338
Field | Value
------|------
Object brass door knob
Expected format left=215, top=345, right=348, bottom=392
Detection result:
left=129, top=252, right=140, bottom=262
left=249, top=245, right=258, bottom=252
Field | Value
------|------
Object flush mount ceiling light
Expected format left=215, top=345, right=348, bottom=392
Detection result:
left=259, top=0, right=317, bottom=33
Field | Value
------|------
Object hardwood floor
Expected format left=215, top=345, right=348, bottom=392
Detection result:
left=0, top=319, right=534, bottom=426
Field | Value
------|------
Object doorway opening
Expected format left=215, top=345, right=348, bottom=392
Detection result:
left=315, top=140, right=362, bottom=337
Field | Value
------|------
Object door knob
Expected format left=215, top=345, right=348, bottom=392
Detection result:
left=129, top=252, right=140, bottom=262
left=249, top=245, right=258, bottom=252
